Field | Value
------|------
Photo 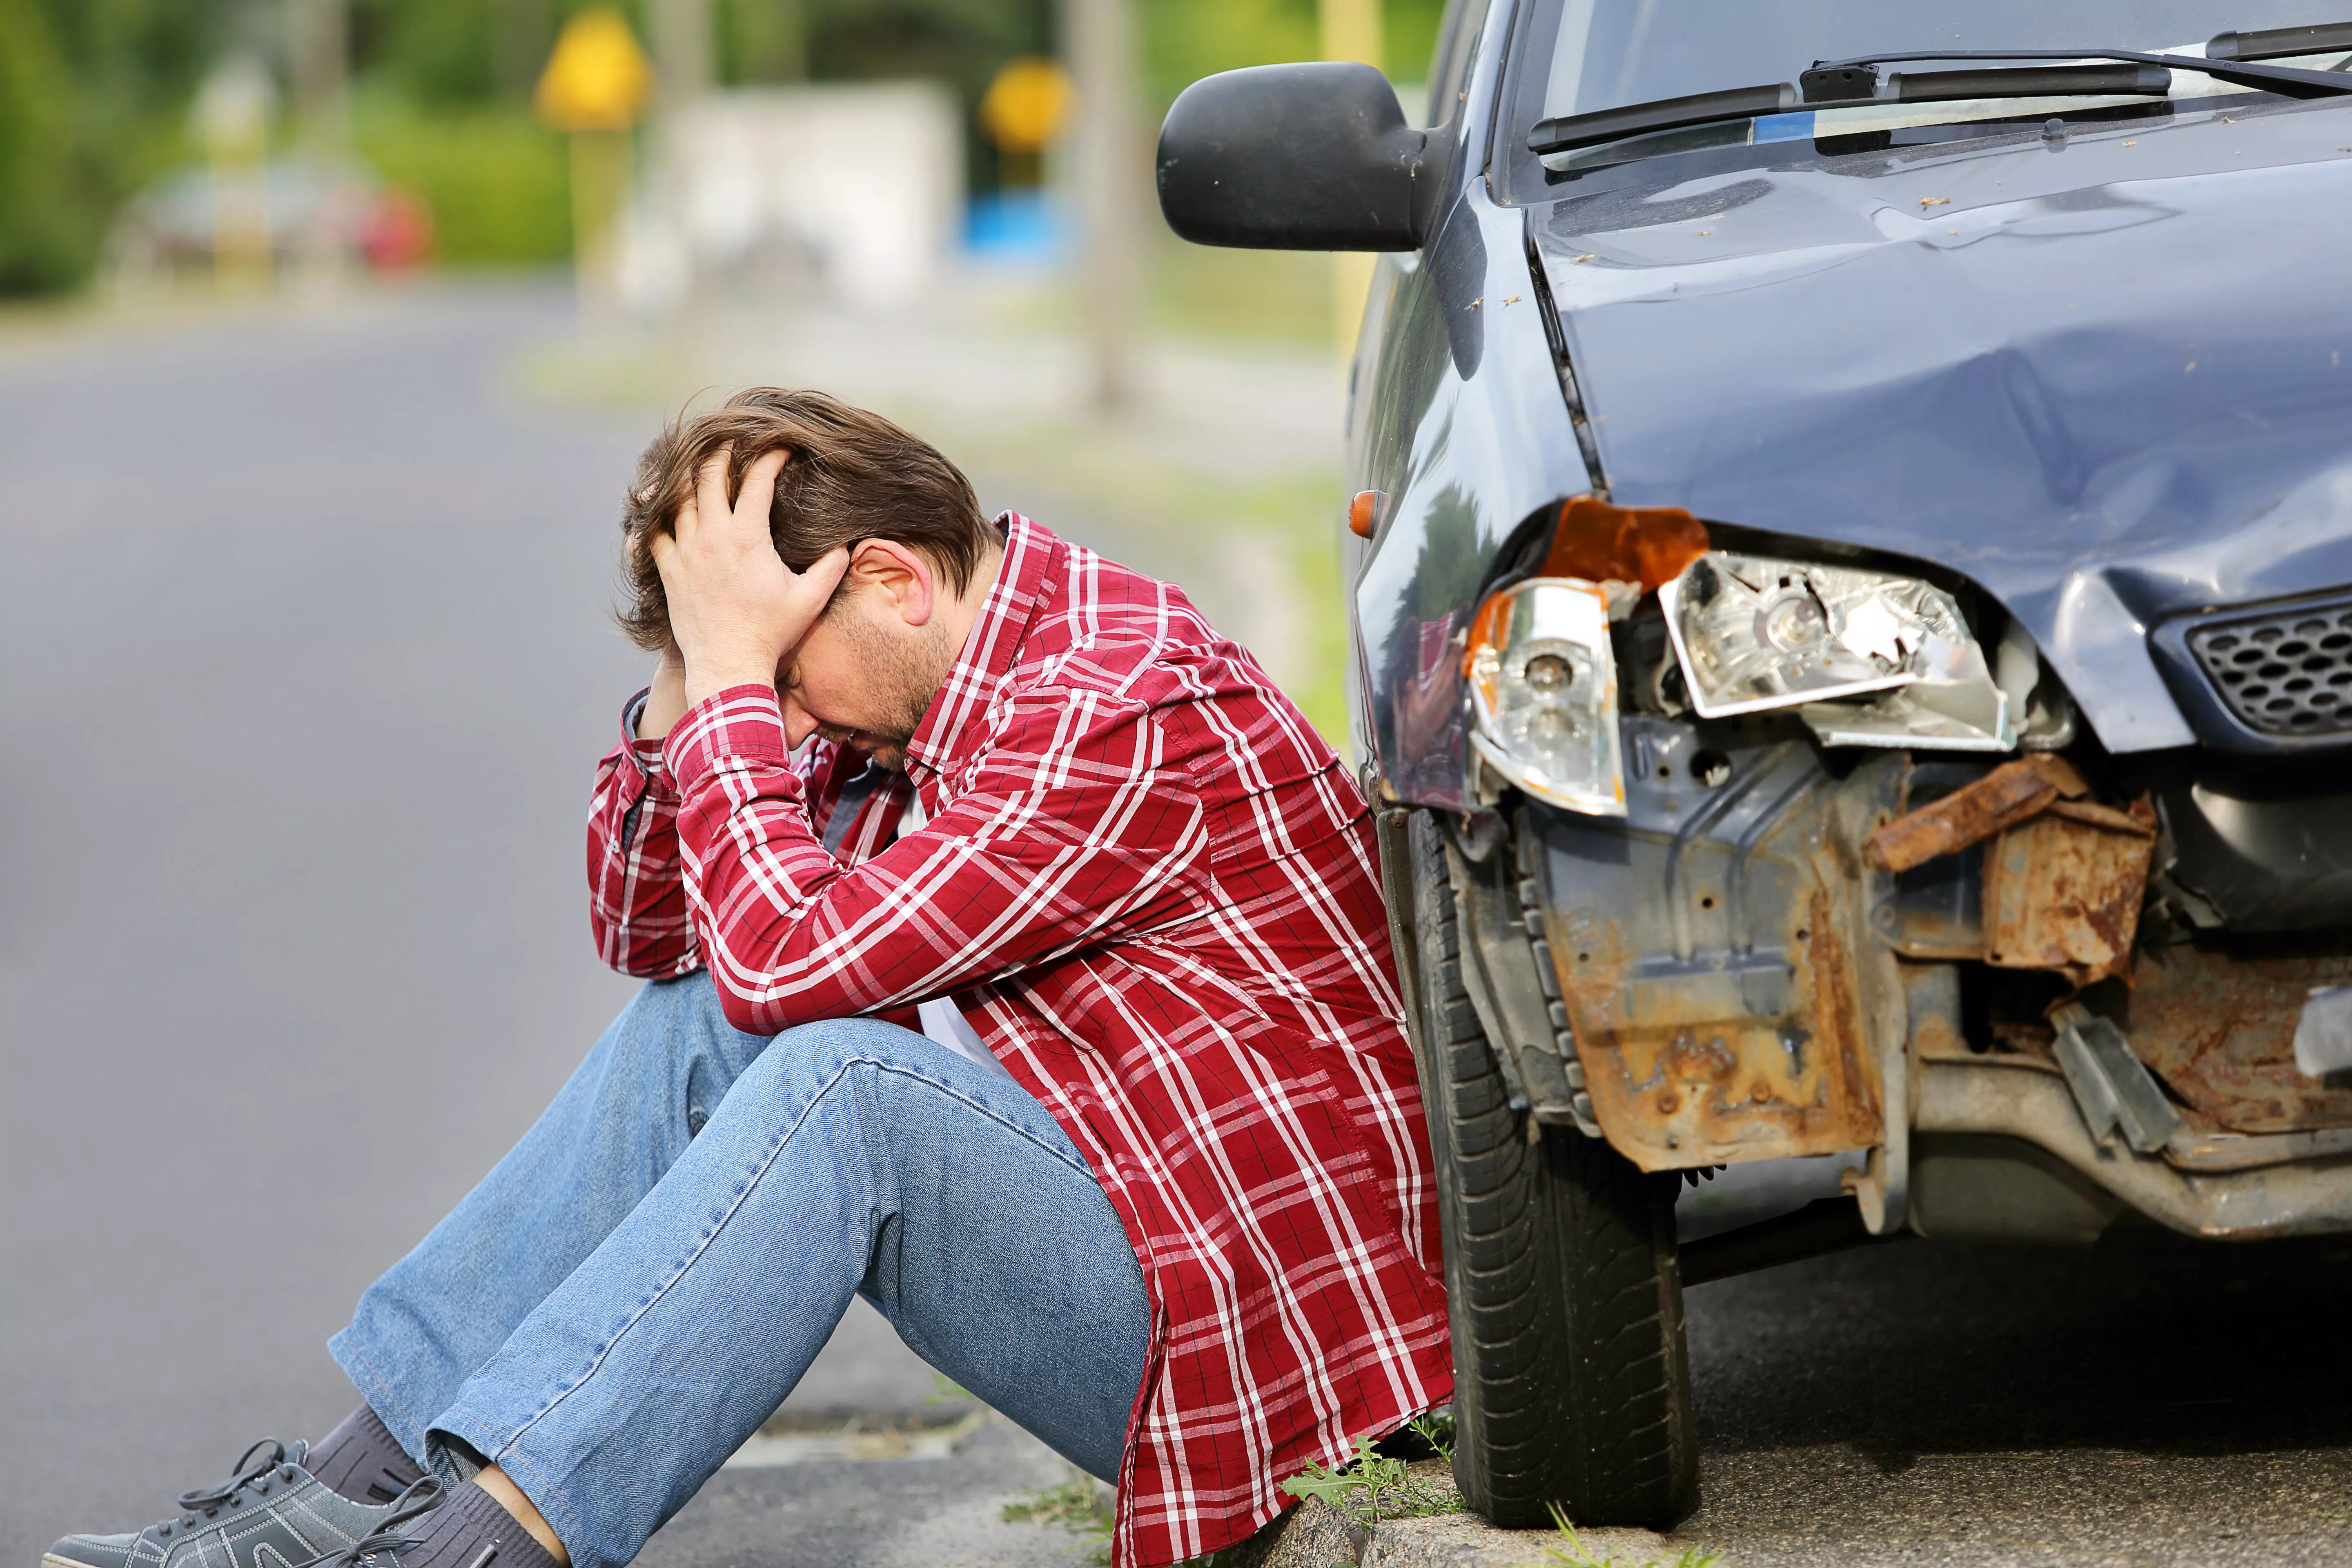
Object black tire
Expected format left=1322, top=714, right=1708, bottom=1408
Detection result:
left=1404, top=811, right=1697, bottom=1530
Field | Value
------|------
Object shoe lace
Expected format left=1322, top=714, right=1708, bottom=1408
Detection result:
left=295, top=1477, right=446, bottom=1568
left=158, top=1439, right=305, bottom=1537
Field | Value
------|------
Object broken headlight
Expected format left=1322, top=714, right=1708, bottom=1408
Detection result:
left=1659, top=551, right=2013, bottom=751
left=1466, top=577, right=1626, bottom=817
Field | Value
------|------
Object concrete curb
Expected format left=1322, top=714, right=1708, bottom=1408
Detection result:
left=1232, top=1462, right=1679, bottom=1568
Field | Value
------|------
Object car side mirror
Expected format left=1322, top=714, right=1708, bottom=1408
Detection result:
left=1157, top=62, right=1430, bottom=252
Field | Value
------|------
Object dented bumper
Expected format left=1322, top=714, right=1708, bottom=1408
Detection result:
left=1447, top=715, right=2352, bottom=1244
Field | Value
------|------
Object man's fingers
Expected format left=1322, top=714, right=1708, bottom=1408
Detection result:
left=734, top=449, right=789, bottom=531
left=647, top=528, right=679, bottom=581
left=689, top=448, right=733, bottom=543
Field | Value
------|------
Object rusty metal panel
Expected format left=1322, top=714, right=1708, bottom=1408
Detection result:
left=1537, top=725, right=1901, bottom=1175
left=1979, top=802, right=2156, bottom=989
left=1865, top=754, right=2085, bottom=874
left=2123, top=942, right=2352, bottom=1134
left=1546, top=886, right=1884, bottom=1171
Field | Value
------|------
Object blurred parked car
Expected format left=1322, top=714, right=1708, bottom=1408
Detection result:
left=106, top=159, right=430, bottom=282
left=1162, top=0, right=2352, bottom=1532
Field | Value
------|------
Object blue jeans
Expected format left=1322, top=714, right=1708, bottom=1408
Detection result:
left=330, top=975, right=1153, bottom=1568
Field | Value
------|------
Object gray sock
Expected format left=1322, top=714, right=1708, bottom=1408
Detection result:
left=306, top=1403, right=426, bottom=1504
left=390, top=1480, right=565, bottom=1568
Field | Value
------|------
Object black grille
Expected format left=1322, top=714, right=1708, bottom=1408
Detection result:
left=2187, top=595, right=2352, bottom=737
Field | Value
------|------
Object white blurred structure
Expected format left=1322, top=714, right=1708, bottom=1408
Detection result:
left=623, top=82, right=964, bottom=315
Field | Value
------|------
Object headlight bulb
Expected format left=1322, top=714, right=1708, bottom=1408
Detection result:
left=1759, top=590, right=1828, bottom=655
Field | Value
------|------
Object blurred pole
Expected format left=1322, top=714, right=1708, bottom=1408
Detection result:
left=284, top=0, right=350, bottom=287
left=1320, top=0, right=1384, bottom=363
left=1060, top=0, right=1144, bottom=411
left=285, top=0, right=349, bottom=157
left=650, top=0, right=713, bottom=109
left=570, top=130, right=633, bottom=317
left=494, top=0, right=555, bottom=99
left=648, top=0, right=712, bottom=312
left=196, top=57, right=275, bottom=294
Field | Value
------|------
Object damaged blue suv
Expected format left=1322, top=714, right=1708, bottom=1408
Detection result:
left=1160, top=0, right=2352, bottom=1533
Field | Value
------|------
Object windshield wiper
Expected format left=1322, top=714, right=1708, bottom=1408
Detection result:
left=2206, top=21, right=2352, bottom=61
left=1529, top=45, right=2352, bottom=157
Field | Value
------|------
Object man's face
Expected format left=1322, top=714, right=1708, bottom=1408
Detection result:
left=773, top=548, right=956, bottom=771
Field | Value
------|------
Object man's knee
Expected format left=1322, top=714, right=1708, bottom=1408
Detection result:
left=710, top=1017, right=972, bottom=1132
left=734, top=1016, right=927, bottom=1083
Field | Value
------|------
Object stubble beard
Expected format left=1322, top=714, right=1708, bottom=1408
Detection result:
left=841, top=611, right=950, bottom=773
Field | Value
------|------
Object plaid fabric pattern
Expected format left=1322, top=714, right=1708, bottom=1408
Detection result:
left=586, top=515, right=1451, bottom=1566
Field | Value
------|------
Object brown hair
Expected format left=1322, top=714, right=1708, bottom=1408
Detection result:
left=617, top=388, right=991, bottom=653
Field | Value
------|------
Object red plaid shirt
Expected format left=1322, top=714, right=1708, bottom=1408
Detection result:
left=586, top=514, right=1450, bottom=1564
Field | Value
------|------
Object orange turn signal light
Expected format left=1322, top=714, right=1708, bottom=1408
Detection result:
left=1348, top=490, right=1383, bottom=539
left=1541, top=495, right=1708, bottom=592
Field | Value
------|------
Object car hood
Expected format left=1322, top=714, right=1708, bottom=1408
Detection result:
left=1534, top=96, right=2352, bottom=754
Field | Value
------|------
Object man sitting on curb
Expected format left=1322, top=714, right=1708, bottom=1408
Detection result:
left=45, top=389, right=1450, bottom=1568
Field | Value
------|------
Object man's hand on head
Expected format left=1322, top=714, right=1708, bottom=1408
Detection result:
left=649, top=448, right=850, bottom=710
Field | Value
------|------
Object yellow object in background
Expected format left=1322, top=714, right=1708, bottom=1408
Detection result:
left=981, top=57, right=1077, bottom=155
left=534, top=9, right=655, bottom=134
left=534, top=9, right=653, bottom=318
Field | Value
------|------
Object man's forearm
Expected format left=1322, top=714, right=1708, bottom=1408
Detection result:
left=590, top=683, right=702, bottom=978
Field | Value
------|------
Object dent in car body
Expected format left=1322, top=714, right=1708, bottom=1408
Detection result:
left=1532, top=96, right=2352, bottom=759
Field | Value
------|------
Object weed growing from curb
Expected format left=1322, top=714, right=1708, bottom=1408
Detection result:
left=1279, top=1432, right=1467, bottom=1526
left=1541, top=1503, right=1725, bottom=1568
left=1002, top=1475, right=1114, bottom=1564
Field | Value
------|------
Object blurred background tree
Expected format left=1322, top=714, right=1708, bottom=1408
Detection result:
left=0, top=0, right=227, bottom=292
left=0, top=0, right=1444, bottom=296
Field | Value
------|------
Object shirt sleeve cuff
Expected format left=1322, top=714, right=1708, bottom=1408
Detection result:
left=662, top=683, right=799, bottom=794
left=618, top=688, right=681, bottom=801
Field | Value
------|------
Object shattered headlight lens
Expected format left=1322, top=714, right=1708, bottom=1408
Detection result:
left=1466, top=578, right=1626, bottom=817
left=1660, top=551, right=2013, bottom=750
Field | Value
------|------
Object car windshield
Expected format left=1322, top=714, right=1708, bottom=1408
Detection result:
left=1541, top=0, right=2352, bottom=125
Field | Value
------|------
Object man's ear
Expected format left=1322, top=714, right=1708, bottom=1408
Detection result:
left=845, top=540, right=937, bottom=627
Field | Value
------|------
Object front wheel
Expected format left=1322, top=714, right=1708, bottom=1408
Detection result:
left=1403, top=811, right=1697, bottom=1529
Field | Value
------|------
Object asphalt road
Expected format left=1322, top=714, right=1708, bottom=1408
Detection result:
left=4, top=285, right=2348, bottom=1568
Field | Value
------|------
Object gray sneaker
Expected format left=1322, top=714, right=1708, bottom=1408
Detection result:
left=45, top=1439, right=416, bottom=1568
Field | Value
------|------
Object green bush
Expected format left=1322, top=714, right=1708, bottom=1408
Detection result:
left=352, top=96, right=571, bottom=266
left=1144, top=0, right=1446, bottom=106
left=0, top=0, right=91, bottom=294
